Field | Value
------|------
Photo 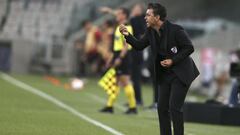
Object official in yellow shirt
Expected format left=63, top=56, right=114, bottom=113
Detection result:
left=100, top=7, right=137, bottom=114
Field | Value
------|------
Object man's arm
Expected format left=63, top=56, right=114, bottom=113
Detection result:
left=119, top=24, right=149, bottom=50
left=172, top=28, right=194, bottom=64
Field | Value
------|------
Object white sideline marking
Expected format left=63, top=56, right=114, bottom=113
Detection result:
left=0, top=73, right=124, bottom=135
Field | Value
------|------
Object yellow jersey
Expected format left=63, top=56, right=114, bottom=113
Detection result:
left=113, top=24, right=133, bottom=51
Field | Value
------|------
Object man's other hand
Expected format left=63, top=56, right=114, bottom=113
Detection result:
left=160, top=59, right=173, bottom=67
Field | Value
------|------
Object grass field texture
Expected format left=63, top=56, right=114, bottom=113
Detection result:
left=0, top=73, right=239, bottom=135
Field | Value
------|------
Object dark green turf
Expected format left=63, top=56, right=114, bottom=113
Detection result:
left=0, top=74, right=239, bottom=135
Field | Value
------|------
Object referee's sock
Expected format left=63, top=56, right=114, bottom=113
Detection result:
left=106, top=86, right=119, bottom=107
left=124, top=84, right=136, bottom=108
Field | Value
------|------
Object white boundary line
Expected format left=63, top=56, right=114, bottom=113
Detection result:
left=0, top=73, right=124, bottom=135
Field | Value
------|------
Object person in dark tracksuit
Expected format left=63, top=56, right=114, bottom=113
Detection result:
left=130, top=4, right=146, bottom=106
left=119, top=3, right=199, bottom=135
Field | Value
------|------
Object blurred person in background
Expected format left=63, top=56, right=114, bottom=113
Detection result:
left=147, top=48, right=159, bottom=110
left=229, top=48, right=240, bottom=107
left=229, top=79, right=240, bottom=107
left=81, top=20, right=103, bottom=76
left=200, top=48, right=215, bottom=89
left=74, top=39, right=86, bottom=77
left=205, top=50, right=231, bottom=105
left=99, top=7, right=137, bottom=114
left=97, top=20, right=115, bottom=68
left=129, top=3, right=146, bottom=106
left=213, top=68, right=230, bottom=104
left=213, top=51, right=230, bottom=104
left=119, top=3, right=199, bottom=135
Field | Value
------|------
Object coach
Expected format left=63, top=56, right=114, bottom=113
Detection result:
left=119, top=3, right=199, bottom=135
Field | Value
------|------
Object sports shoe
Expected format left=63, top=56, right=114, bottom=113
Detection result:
left=125, top=108, right=137, bottom=115
left=99, top=106, right=113, bottom=113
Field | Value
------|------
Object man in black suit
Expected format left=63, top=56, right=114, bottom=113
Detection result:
left=119, top=3, right=199, bottom=135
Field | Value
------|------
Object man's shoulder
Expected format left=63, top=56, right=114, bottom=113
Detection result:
left=167, top=20, right=184, bottom=31
left=137, top=27, right=151, bottom=35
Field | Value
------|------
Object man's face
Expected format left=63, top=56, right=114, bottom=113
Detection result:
left=144, top=9, right=159, bottom=27
left=116, top=9, right=126, bottom=23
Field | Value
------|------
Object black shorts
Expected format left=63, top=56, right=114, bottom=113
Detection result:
left=112, top=51, right=131, bottom=76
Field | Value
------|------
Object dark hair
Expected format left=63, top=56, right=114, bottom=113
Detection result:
left=105, top=19, right=114, bottom=27
left=148, top=3, right=167, bottom=21
left=81, top=19, right=91, bottom=27
left=118, top=7, right=129, bottom=18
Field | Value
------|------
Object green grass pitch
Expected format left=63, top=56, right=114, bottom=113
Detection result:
left=0, top=73, right=239, bottom=135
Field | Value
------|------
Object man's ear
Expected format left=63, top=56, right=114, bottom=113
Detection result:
left=155, top=15, right=160, bottom=21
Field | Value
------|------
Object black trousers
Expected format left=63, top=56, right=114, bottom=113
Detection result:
left=157, top=76, right=190, bottom=135
left=131, top=50, right=143, bottom=105
left=131, top=62, right=143, bottom=104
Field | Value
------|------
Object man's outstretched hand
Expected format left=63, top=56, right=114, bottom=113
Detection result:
left=119, top=24, right=129, bottom=36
